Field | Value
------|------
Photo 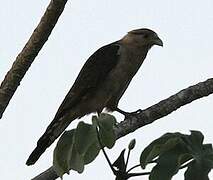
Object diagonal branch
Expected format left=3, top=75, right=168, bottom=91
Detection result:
left=31, top=78, right=213, bottom=180
left=115, top=78, right=213, bottom=138
left=0, top=0, right=68, bottom=119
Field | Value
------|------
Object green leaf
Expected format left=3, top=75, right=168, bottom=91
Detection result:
left=128, top=139, right=136, bottom=150
left=67, top=141, right=84, bottom=173
left=74, top=121, right=101, bottom=165
left=98, top=113, right=117, bottom=129
left=184, top=160, right=211, bottom=180
left=83, top=141, right=100, bottom=164
left=150, top=144, right=187, bottom=180
left=190, top=130, right=204, bottom=145
left=141, top=131, right=213, bottom=180
left=183, top=131, right=213, bottom=180
left=183, top=130, right=204, bottom=153
left=140, top=133, right=185, bottom=168
left=52, top=115, right=117, bottom=177
left=53, top=130, right=75, bottom=178
left=75, top=121, right=97, bottom=155
left=97, top=113, right=116, bottom=148
left=177, top=153, right=192, bottom=165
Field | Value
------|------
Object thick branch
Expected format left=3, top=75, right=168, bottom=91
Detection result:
left=114, top=78, right=213, bottom=138
left=31, top=78, right=213, bottom=180
left=0, top=0, right=68, bottom=119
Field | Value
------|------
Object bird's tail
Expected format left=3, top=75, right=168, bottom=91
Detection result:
left=26, top=113, right=78, bottom=166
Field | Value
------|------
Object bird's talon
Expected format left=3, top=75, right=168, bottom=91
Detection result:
left=124, top=109, right=142, bottom=118
left=134, top=109, right=142, bottom=114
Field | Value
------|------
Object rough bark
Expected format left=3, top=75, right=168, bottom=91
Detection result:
left=31, top=78, right=213, bottom=180
left=0, top=0, right=68, bottom=119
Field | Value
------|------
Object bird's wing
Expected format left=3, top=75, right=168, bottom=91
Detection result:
left=26, top=42, right=121, bottom=166
left=54, top=42, right=121, bottom=120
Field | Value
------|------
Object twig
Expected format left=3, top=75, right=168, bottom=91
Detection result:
left=95, top=127, right=116, bottom=174
left=125, top=149, right=131, bottom=171
left=127, top=172, right=150, bottom=178
left=127, top=159, right=157, bottom=173
left=127, top=164, right=141, bottom=173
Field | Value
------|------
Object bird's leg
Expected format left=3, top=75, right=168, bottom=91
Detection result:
left=97, top=111, right=101, bottom=117
left=115, top=108, right=130, bottom=116
left=97, top=108, right=104, bottom=117
left=115, top=107, right=142, bottom=117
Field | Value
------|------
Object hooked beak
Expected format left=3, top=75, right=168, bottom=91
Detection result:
left=153, top=36, right=163, bottom=47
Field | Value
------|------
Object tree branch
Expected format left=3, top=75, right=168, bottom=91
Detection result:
left=31, top=78, right=213, bottom=180
left=0, top=0, right=68, bottom=119
left=114, top=78, right=213, bottom=138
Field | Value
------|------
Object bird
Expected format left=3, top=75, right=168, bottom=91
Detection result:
left=26, top=28, right=163, bottom=165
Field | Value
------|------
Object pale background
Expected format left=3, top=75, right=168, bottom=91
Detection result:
left=0, top=0, right=213, bottom=179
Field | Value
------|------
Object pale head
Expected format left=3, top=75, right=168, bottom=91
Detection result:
left=122, top=28, right=163, bottom=48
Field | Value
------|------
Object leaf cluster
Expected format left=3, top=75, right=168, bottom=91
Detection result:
left=53, top=112, right=213, bottom=180
left=140, top=131, right=213, bottom=180
left=53, top=113, right=116, bottom=178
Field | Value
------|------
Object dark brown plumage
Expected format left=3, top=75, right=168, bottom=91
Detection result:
left=26, top=28, right=163, bottom=165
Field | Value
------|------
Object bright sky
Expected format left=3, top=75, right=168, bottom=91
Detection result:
left=0, top=0, right=213, bottom=179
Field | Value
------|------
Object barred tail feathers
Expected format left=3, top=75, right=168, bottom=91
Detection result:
left=26, top=113, right=78, bottom=166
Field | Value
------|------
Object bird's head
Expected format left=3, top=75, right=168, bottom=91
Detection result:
left=122, top=28, right=163, bottom=48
